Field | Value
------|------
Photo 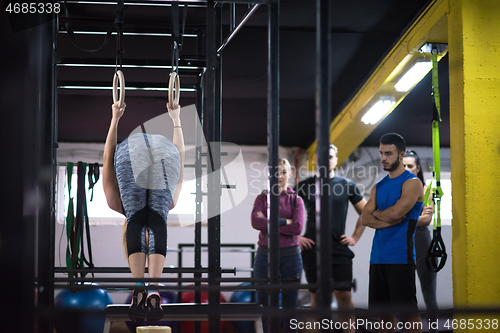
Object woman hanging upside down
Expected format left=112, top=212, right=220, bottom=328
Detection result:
left=103, top=101, right=185, bottom=323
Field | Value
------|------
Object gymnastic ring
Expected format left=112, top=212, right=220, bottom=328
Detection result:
left=113, top=70, right=125, bottom=108
left=168, top=72, right=180, bottom=110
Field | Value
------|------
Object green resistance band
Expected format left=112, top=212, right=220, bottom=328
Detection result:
left=425, top=52, right=447, bottom=273
left=66, top=162, right=96, bottom=288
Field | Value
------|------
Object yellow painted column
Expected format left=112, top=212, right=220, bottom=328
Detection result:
left=449, top=0, right=500, bottom=331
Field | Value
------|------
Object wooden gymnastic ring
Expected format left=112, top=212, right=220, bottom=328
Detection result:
left=168, top=71, right=180, bottom=109
left=113, top=70, right=125, bottom=108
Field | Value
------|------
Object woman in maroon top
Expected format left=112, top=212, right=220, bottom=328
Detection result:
left=251, top=158, right=305, bottom=333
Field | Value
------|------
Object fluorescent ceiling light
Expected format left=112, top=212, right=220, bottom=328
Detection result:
left=361, top=97, right=396, bottom=125
left=59, top=31, right=197, bottom=38
left=62, top=1, right=205, bottom=8
left=57, top=64, right=201, bottom=70
left=58, top=86, right=196, bottom=92
left=394, top=61, right=432, bottom=92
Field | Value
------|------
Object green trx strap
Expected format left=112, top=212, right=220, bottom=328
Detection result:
left=65, top=162, right=96, bottom=290
left=65, top=163, right=75, bottom=279
left=66, top=162, right=84, bottom=289
left=425, top=52, right=447, bottom=273
left=77, top=161, right=95, bottom=277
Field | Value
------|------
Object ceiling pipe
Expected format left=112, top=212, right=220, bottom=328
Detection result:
left=217, top=4, right=260, bottom=53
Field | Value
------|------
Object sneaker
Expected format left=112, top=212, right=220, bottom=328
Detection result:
left=146, top=292, right=163, bottom=322
left=128, top=287, right=147, bottom=323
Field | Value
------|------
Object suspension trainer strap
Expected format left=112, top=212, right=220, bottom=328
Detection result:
left=115, top=0, right=125, bottom=71
left=65, top=163, right=75, bottom=279
left=426, top=51, right=447, bottom=272
left=111, top=1, right=126, bottom=109
left=432, top=52, right=442, bottom=122
left=76, top=162, right=95, bottom=278
left=431, top=52, right=444, bottom=218
left=75, top=163, right=86, bottom=275
left=180, top=4, right=188, bottom=52
left=171, top=1, right=179, bottom=73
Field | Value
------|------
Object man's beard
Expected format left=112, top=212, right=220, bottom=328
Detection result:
left=383, top=158, right=400, bottom=171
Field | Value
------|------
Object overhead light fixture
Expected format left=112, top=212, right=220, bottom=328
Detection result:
left=57, top=63, right=201, bottom=70
left=59, top=31, right=198, bottom=38
left=361, top=97, right=396, bottom=125
left=57, top=86, right=196, bottom=92
left=394, top=61, right=432, bottom=92
left=62, top=1, right=205, bottom=8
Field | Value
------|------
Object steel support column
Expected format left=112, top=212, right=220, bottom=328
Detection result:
left=194, top=30, right=205, bottom=333
left=267, top=1, right=280, bottom=332
left=316, top=0, right=333, bottom=328
left=206, top=1, right=223, bottom=333
left=0, top=13, right=56, bottom=333
left=36, top=14, right=58, bottom=333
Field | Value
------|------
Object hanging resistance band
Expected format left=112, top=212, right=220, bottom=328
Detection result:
left=425, top=51, right=447, bottom=273
left=77, top=162, right=94, bottom=272
left=65, top=162, right=95, bottom=290
left=65, top=162, right=77, bottom=280
left=87, top=162, right=100, bottom=202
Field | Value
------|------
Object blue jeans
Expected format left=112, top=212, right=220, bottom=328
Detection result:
left=253, top=253, right=302, bottom=333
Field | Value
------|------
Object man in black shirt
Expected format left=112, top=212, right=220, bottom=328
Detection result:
left=295, top=144, right=366, bottom=333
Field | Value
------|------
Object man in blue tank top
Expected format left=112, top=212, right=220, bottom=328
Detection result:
left=361, top=133, right=424, bottom=333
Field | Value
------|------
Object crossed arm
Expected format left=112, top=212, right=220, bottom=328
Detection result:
left=339, top=198, right=367, bottom=246
left=361, top=179, right=423, bottom=229
left=417, top=185, right=434, bottom=227
left=251, top=194, right=305, bottom=236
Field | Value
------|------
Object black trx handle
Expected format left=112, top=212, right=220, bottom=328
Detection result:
left=426, top=227, right=447, bottom=272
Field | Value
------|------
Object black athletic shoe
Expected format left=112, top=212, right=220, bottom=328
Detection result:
left=128, top=288, right=147, bottom=323
left=146, top=293, right=163, bottom=322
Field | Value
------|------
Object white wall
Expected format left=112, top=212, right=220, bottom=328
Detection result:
left=55, top=144, right=453, bottom=310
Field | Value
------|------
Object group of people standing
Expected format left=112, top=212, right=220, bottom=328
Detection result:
left=251, top=133, right=438, bottom=333
left=103, top=100, right=437, bottom=332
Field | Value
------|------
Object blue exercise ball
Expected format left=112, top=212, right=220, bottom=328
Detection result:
left=125, top=291, right=177, bottom=333
left=230, top=282, right=284, bottom=333
left=230, top=283, right=255, bottom=333
left=54, top=285, right=113, bottom=333
left=230, top=282, right=254, bottom=304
